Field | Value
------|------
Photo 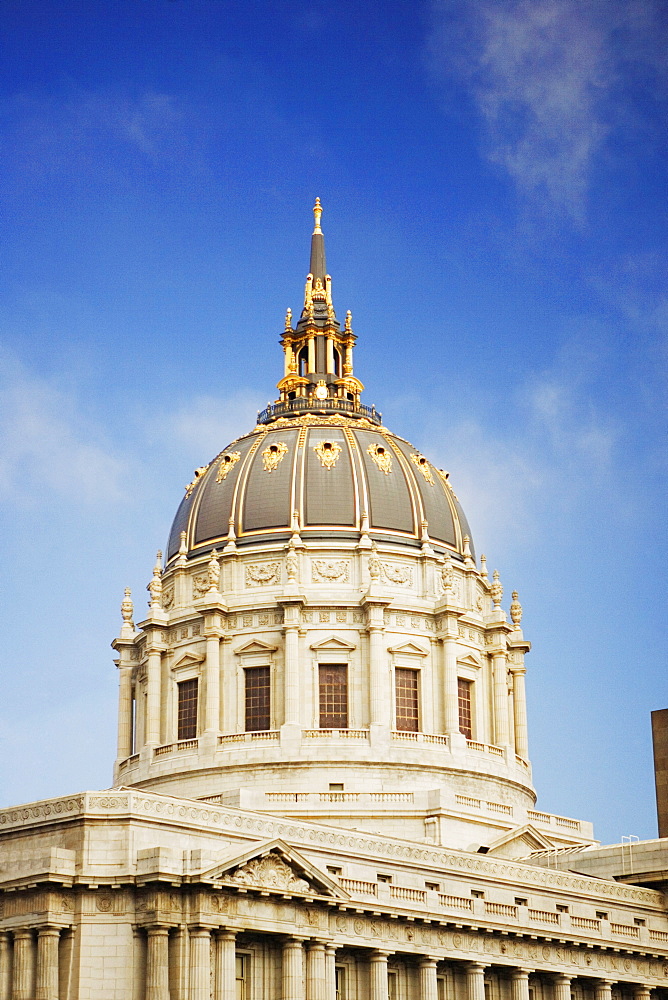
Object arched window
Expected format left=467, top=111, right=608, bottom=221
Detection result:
left=298, top=347, right=309, bottom=376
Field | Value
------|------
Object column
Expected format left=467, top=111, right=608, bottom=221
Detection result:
left=220, top=638, right=234, bottom=733
left=189, top=928, right=211, bottom=1000
left=282, top=938, right=305, bottom=1000
left=204, top=629, right=221, bottom=733
left=493, top=651, right=510, bottom=746
left=308, top=337, right=316, bottom=373
left=633, top=989, right=651, bottom=1000
left=306, top=942, right=326, bottom=1000
left=283, top=626, right=301, bottom=727
left=554, top=974, right=572, bottom=1000
left=117, top=663, right=134, bottom=758
left=132, top=927, right=146, bottom=1000
left=326, top=337, right=334, bottom=375
left=368, top=625, right=388, bottom=731
left=36, top=928, right=60, bottom=1000
left=215, top=931, right=236, bottom=1000
left=369, top=951, right=389, bottom=1000
left=511, top=969, right=531, bottom=1000
left=146, top=647, right=162, bottom=746
left=594, top=981, right=614, bottom=1000
left=11, top=930, right=33, bottom=1000
left=419, top=957, right=438, bottom=1000
left=466, top=963, right=487, bottom=1000
left=443, top=633, right=460, bottom=735
left=0, top=933, right=11, bottom=1000
left=324, top=946, right=337, bottom=1000
left=512, top=666, right=529, bottom=759
left=146, top=926, right=170, bottom=1000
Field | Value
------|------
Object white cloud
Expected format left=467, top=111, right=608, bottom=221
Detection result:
left=156, top=391, right=265, bottom=465
left=0, top=352, right=127, bottom=503
left=427, top=0, right=667, bottom=218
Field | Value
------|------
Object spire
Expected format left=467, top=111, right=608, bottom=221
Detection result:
left=309, top=197, right=327, bottom=282
left=257, top=200, right=380, bottom=426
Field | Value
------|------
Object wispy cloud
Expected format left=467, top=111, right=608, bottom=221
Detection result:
left=0, top=351, right=127, bottom=503
left=427, top=0, right=667, bottom=219
left=2, top=86, right=201, bottom=188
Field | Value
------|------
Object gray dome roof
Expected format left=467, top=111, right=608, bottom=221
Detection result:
left=166, top=415, right=474, bottom=564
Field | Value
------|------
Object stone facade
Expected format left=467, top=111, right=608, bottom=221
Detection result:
left=1, top=203, right=665, bottom=999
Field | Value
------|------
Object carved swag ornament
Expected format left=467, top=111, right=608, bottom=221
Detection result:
left=225, top=853, right=310, bottom=893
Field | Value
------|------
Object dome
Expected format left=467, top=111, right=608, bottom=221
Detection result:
left=114, top=201, right=536, bottom=852
left=166, top=196, right=473, bottom=566
left=166, top=419, right=474, bottom=565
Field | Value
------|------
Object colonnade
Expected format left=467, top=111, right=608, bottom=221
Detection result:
left=0, top=927, right=63, bottom=1000
left=117, top=618, right=530, bottom=763
left=138, top=927, right=661, bottom=1000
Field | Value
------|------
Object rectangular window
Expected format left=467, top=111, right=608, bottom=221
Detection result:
left=177, top=678, right=198, bottom=741
left=335, top=966, right=346, bottom=1000
left=388, top=971, right=398, bottom=1000
left=458, top=677, right=473, bottom=739
left=319, top=664, right=348, bottom=729
left=395, top=667, right=419, bottom=732
left=235, top=954, right=248, bottom=1000
left=245, top=666, right=271, bottom=731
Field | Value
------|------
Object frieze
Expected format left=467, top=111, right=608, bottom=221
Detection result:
left=162, top=585, right=174, bottom=611
left=192, top=573, right=209, bottom=600
left=381, top=563, right=412, bottom=587
left=245, top=563, right=280, bottom=587
left=312, top=560, right=349, bottom=584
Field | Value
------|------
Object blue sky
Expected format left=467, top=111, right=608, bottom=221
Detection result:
left=1, top=0, right=666, bottom=846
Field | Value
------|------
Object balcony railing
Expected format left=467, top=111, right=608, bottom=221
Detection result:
left=257, top=397, right=382, bottom=425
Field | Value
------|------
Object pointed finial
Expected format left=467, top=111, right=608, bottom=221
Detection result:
left=285, top=307, right=292, bottom=331
left=177, top=530, right=188, bottom=567
left=441, top=554, right=454, bottom=596
left=313, top=197, right=322, bottom=234
left=224, top=516, right=237, bottom=554
left=207, top=549, right=221, bottom=594
left=285, top=538, right=299, bottom=582
left=490, top=569, right=503, bottom=609
left=147, top=551, right=163, bottom=608
left=463, top=534, right=474, bottom=568
left=510, top=590, right=523, bottom=627
left=121, top=587, right=135, bottom=627
left=345, top=310, right=352, bottom=332
left=480, top=554, right=488, bottom=581
left=369, top=540, right=381, bottom=581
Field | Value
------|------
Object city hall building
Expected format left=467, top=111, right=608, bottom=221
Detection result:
left=1, top=203, right=667, bottom=1000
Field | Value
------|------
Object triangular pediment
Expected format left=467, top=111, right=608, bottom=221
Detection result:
left=309, top=636, right=356, bottom=652
left=458, top=653, right=481, bottom=668
left=172, top=651, right=204, bottom=669
left=484, top=824, right=555, bottom=859
left=200, top=839, right=349, bottom=898
left=235, top=640, right=278, bottom=655
left=388, top=641, right=429, bottom=656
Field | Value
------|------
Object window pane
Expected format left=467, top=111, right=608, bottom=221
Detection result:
left=319, top=664, right=348, bottom=729
left=245, top=667, right=271, bottom=731
left=177, top=678, right=198, bottom=741
left=395, top=667, right=419, bottom=732
left=458, top=677, right=472, bottom=739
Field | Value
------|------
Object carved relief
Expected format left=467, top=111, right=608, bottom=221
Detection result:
left=367, top=442, right=393, bottom=474
left=215, top=451, right=241, bottom=482
left=410, top=452, right=435, bottom=485
left=226, top=853, right=310, bottom=892
left=381, top=562, right=413, bottom=586
left=261, top=441, right=289, bottom=473
left=313, top=440, right=342, bottom=469
left=162, top=585, right=174, bottom=610
left=312, top=560, right=349, bottom=583
left=246, top=563, right=280, bottom=586
left=192, top=573, right=209, bottom=600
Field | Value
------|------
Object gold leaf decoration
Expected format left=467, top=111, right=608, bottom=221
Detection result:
left=367, top=442, right=393, bottom=475
left=314, top=440, right=342, bottom=469
left=261, top=441, right=289, bottom=473
left=215, top=451, right=241, bottom=482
